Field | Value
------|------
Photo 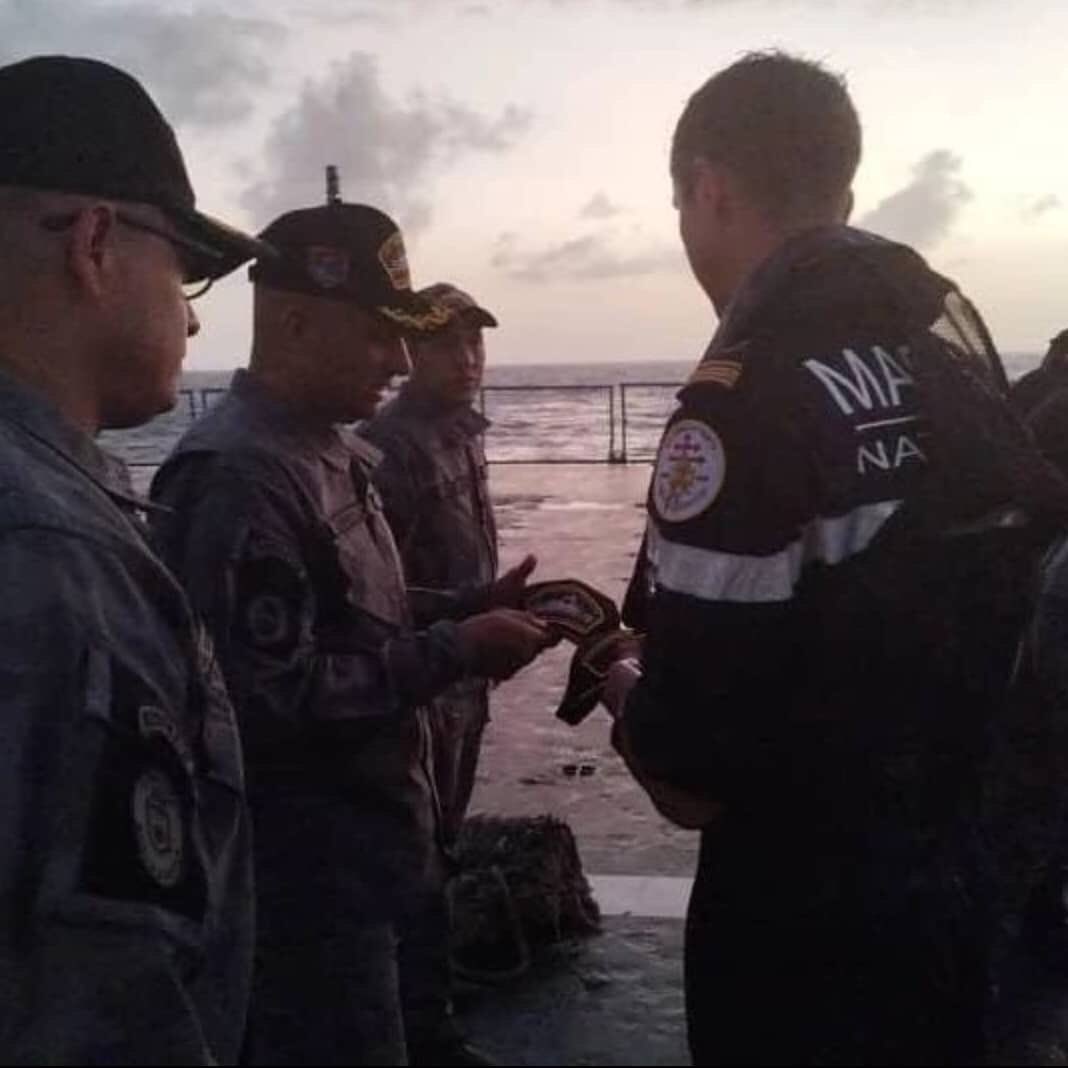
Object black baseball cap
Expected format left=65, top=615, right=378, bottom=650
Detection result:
left=418, top=282, right=498, bottom=329
left=0, top=55, right=270, bottom=282
left=248, top=203, right=452, bottom=335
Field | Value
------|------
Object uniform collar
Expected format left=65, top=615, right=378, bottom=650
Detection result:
left=706, top=225, right=848, bottom=357
left=394, top=381, right=491, bottom=437
left=705, top=224, right=942, bottom=361
left=229, top=368, right=365, bottom=472
left=339, top=425, right=383, bottom=472
left=0, top=365, right=157, bottom=511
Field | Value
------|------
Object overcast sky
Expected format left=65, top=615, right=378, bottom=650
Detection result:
left=5, top=0, right=1066, bottom=367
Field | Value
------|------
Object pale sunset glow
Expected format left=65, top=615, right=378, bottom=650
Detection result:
left=6, top=0, right=1065, bottom=366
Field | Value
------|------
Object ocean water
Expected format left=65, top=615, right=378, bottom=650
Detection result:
left=100, top=360, right=696, bottom=470
left=100, top=353, right=1040, bottom=474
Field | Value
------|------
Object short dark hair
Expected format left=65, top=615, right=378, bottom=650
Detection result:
left=671, top=51, right=861, bottom=223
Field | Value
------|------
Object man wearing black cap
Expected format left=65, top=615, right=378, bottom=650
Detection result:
left=0, top=55, right=267, bottom=1063
left=150, top=203, right=552, bottom=1065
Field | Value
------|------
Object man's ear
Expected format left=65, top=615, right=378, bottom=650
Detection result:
left=65, top=203, right=118, bottom=299
left=690, top=156, right=735, bottom=226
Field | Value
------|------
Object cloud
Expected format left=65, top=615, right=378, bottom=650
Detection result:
left=493, top=229, right=682, bottom=283
left=0, top=0, right=282, bottom=127
left=283, top=0, right=495, bottom=24
left=579, top=192, right=623, bottom=220
left=242, top=52, right=531, bottom=232
left=290, top=0, right=733, bottom=13
left=1022, top=194, right=1062, bottom=221
left=858, top=150, right=972, bottom=249
left=549, top=0, right=735, bottom=6
left=287, top=4, right=396, bottom=28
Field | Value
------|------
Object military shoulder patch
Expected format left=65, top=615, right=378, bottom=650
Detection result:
left=131, top=769, right=186, bottom=889
left=652, top=419, right=727, bottom=523
left=234, top=554, right=305, bottom=657
left=521, top=580, right=620, bottom=644
left=79, top=657, right=207, bottom=921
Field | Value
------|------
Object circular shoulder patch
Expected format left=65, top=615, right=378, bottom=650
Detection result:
left=131, top=770, right=185, bottom=889
left=246, top=593, right=293, bottom=647
left=652, top=419, right=727, bottom=523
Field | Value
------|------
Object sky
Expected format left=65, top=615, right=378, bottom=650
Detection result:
left=3, top=0, right=1066, bottom=368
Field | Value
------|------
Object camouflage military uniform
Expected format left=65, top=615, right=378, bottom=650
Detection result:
left=152, top=370, right=473, bottom=1065
left=363, top=384, right=498, bottom=844
left=0, top=369, right=253, bottom=1065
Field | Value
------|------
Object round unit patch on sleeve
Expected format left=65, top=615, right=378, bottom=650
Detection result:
left=652, top=419, right=727, bottom=523
left=132, top=769, right=185, bottom=889
left=234, top=555, right=304, bottom=657
left=246, top=593, right=293, bottom=648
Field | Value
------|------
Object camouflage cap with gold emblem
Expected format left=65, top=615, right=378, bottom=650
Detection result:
left=417, top=282, right=498, bottom=330
left=248, top=202, right=451, bottom=334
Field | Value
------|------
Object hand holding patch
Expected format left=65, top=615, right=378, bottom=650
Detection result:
left=556, top=628, right=643, bottom=725
left=520, top=580, right=642, bottom=724
left=456, top=608, right=554, bottom=682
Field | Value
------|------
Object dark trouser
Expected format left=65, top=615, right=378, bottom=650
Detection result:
left=250, top=921, right=407, bottom=1066
left=398, top=886, right=459, bottom=1058
left=685, top=830, right=990, bottom=1066
left=388, top=686, right=489, bottom=1060
left=429, top=684, right=489, bottom=847
left=249, top=887, right=460, bottom=1066
left=246, top=792, right=446, bottom=1066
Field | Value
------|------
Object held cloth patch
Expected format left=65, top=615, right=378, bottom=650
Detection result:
left=521, top=579, right=620, bottom=643
left=521, top=580, right=637, bottom=726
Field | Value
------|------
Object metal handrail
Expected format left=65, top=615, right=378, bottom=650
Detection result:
left=619, top=380, right=682, bottom=463
left=477, top=383, right=620, bottom=464
left=123, top=381, right=684, bottom=468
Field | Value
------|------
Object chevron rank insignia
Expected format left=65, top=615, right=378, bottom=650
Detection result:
left=686, top=359, right=743, bottom=390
